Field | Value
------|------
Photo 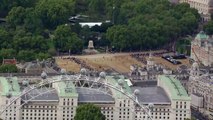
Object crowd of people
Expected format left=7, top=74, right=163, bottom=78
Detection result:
left=131, top=54, right=147, bottom=64
left=62, top=57, right=94, bottom=71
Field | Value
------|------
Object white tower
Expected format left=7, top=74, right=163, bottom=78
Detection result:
left=189, top=61, right=200, bottom=94
left=190, top=62, right=200, bottom=77
left=147, top=52, right=154, bottom=70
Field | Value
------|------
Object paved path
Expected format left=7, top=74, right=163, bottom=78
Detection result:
left=54, top=50, right=168, bottom=59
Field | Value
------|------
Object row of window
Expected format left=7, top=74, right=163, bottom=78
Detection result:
left=22, top=117, right=57, bottom=120
left=23, top=105, right=57, bottom=109
left=135, top=116, right=170, bottom=120
left=22, top=109, right=57, bottom=113
left=22, top=113, right=57, bottom=116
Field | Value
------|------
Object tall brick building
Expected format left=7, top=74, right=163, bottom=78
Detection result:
left=191, top=31, right=213, bottom=66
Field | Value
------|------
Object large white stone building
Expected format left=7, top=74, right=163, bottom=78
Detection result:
left=0, top=74, right=191, bottom=120
left=191, top=31, right=213, bottom=66
left=179, top=0, right=213, bottom=21
left=188, top=62, right=213, bottom=118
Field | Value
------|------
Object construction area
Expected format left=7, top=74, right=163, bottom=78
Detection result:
left=56, top=51, right=191, bottom=74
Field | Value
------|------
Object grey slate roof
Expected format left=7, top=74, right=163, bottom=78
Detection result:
left=21, top=88, right=59, bottom=102
left=21, top=87, right=115, bottom=103
left=131, top=86, right=171, bottom=105
left=77, top=88, right=115, bottom=104
left=132, top=81, right=157, bottom=87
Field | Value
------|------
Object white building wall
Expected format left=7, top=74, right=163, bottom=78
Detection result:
left=1, top=96, right=21, bottom=120
left=135, top=105, right=171, bottom=120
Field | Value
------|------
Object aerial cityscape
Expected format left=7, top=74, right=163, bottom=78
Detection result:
left=0, top=0, right=213, bottom=120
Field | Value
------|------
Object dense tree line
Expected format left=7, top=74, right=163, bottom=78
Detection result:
left=106, top=1, right=200, bottom=51
left=0, top=0, right=200, bottom=62
left=0, top=0, right=81, bottom=62
left=204, top=20, right=213, bottom=35
left=0, top=64, right=18, bottom=73
left=74, top=0, right=200, bottom=52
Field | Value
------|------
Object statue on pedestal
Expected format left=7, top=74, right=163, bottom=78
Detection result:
left=88, top=40, right=94, bottom=49
left=83, top=40, right=98, bottom=54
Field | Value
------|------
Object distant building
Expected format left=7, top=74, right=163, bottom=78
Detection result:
left=129, top=53, right=190, bottom=90
left=174, top=65, right=190, bottom=91
left=191, top=31, right=213, bottom=66
left=16, top=60, right=58, bottom=74
left=188, top=62, right=213, bottom=115
left=129, top=53, right=167, bottom=82
left=179, top=0, right=213, bottom=21
left=158, top=75, right=191, bottom=120
left=0, top=74, right=191, bottom=120
left=2, top=58, right=17, bottom=65
left=79, top=22, right=102, bottom=28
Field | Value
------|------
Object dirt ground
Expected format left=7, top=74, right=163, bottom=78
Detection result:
left=151, top=57, right=191, bottom=70
left=80, top=55, right=144, bottom=73
left=56, top=53, right=144, bottom=73
left=56, top=52, right=191, bottom=73
left=56, top=58, right=81, bottom=73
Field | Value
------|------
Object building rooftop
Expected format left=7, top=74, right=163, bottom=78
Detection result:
left=195, top=31, right=208, bottom=40
left=132, top=81, right=157, bottom=87
left=0, top=77, right=21, bottom=96
left=106, top=76, right=132, bottom=99
left=21, top=88, right=59, bottom=102
left=158, top=75, right=190, bottom=100
left=56, top=76, right=78, bottom=97
left=77, top=88, right=114, bottom=104
left=131, top=86, right=171, bottom=105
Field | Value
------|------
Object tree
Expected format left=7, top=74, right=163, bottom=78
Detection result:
left=74, top=104, right=105, bottom=120
left=0, top=0, right=19, bottom=17
left=88, top=0, right=106, bottom=15
left=0, top=28, right=12, bottom=48
left=0, top=0, right=201, bottom=55
left=23, top=8, right=43, bottom=33
left=0, top=49, right=16, bottom=61
left=104, top=0, right=199, bottom=52
left=36, top=53, right=51, bottom=60
left=54, top=25, right=83, bottom=53
left=35, top=0, right=75, bottom=29
left=106, top=25, right=134, bottom=51
left=6, top=6, right=26, bottom=27
left=176, top=38, right=191, bottom=55
left=17, top=50, right=35, bottom=62
left=204, top=20, right=213, bottom=35
left=16, top=0, right=38, bottom=8
left=0, top=64, right=18, bottom=73
left=30, top=35, right=49, bottom=52
left=48, top=47, right=57, bottom=56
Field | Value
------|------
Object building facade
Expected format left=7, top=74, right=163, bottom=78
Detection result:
left=191, top=31, right=213, bottom=66
left=188, top=62, right=213, bottom=117
left=129, top=53, right=171, bottom=82
left=179, top=0, right=213, bottom=21
left=129, top=53, right=190, bottom=91
left=0, top=74, right=191, bottom=120
left=158, top=75, right=191, bottom=120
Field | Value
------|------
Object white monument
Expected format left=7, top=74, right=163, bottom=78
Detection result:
left=88, top=40, right=94, bottom=49
left=83, top=40, right=98, bottom=54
